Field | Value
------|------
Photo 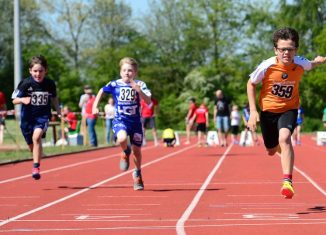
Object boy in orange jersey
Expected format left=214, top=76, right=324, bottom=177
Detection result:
left=247, top=27, right=326, bottom=199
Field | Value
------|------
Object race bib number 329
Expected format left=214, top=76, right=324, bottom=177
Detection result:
left=119, top=88, right=136, bottom=101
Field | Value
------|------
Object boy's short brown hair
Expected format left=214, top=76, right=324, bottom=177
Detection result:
left=29, top=55, right=48, bottom=70
left=272, top=27, right=299, bottom=48
left=119, top=57, right=138, bottom=71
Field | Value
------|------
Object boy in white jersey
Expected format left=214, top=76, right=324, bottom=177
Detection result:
left=247, top=27, right=326, bottom=199
left=92, top=57, right=151, bottom=190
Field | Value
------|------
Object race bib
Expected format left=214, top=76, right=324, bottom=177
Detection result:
left=119, top=88, right=136, bottom=101
left=31, top=92, right=49, bottom=106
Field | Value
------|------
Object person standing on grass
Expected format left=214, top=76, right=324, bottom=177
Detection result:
left=323, top=106, right=326, bottom=130
left=11, top=55, right=60, bottom=180
left=230, top=105, right=241, bottom=145
left=141, top=96, right=159, bottom=146
left=104, top=97, right=115, bottom=145
left=241, top=103, right=259, bottom=146
left=292, top=105, right=304, bottom=146
left=191, top=101, right=209, bottom=147
left=0, top=91, right=7, bottom=145
left=213, top=89, right=230, bottom=147
left=92, top=57, right=151, bottom=191
left=247, top=27, right=326, bottom=199
left=184, top=97, right=197, bottom=144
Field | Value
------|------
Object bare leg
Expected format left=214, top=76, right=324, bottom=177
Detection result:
left=116, top=130, right=128, bottom=150
left=32, top=128, right=44, bottom=164
left=279, top=128, right=294, bottom=175
left=132, top=145, right=142, bottom=170
left=152, top=128, right=158, bottom=146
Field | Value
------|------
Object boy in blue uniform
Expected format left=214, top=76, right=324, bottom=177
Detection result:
left=92, top=57, right=151, bottom=190
left=12, top=55, right=60, bottom=180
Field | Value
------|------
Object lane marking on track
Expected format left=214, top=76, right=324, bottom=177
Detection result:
left=176, top=143, right=233, bottom=235
left=276, top=153, right=326, bottom=197
left=3, top=220, right=326, bottom=232
left=0, top=145, right=157, bottom=185
left=0, top=144, right=196, bottom=227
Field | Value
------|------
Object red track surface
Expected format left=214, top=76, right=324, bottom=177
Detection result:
left=1, top=134, right=326, bottom=234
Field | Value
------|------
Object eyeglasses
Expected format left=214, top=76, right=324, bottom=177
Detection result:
left=276, top=47, right=296, bottom=53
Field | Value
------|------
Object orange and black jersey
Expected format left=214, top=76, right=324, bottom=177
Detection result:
left=249, top=56, right=312, bottom=113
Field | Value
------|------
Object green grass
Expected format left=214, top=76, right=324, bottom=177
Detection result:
left=0, top=118, right=112, bottom=164
left=0, top=119, right=182, bottom=164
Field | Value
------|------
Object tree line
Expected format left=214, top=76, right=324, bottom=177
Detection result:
left=1, top=0, right=325, bottom=130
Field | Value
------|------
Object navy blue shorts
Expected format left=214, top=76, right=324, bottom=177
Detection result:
left=20, top=118, right=49, bottom=145
left=113, top=119, right=143, bottom=147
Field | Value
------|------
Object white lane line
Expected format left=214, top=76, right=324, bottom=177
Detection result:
left=294, top=165, right=326, bottom=196
left=276, top=153, right=326, bottom=197
left=4, top=220, right=326, bottom=232
left=176, top=144, right=233, bottom=235
left=0, top=145, right=195, bottom=227
left=0, top=145, right=157, bottom=185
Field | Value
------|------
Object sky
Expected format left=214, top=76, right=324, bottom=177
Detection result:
left=122, top=0, right=150, bottom=16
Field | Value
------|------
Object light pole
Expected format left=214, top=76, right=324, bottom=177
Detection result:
left=14, top=0, right=22, bottom=119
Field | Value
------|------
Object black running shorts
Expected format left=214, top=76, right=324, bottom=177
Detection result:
left=260, top=109, right=298, bottom=149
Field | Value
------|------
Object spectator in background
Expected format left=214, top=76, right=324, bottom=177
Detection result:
left=62, top=106, right=78, bottom=134
left=162, top=128, right=176, bottom=147
left=241, top=103, right=259, bottom=146
left=0, top=91, right=7, bottom=144
left=191, top=100, right=209, bottom=147
left=79, top=85, right=95, bottom=139
left=292, top=106, right=304, bottom=146
left=84, top=88, right=98, bottom=147
left=185, top=97, right=197, bottom=144
left=213, top=89, right=230, bottom=147
left=141, top=97, right=159, bottom=146
left=230, top=105, right=241, bottom=144
left=104, top=97, right=115, bottom=145
left=323, top=106, right=326, bottom=130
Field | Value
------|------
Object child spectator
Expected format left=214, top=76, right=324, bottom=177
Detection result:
left=191, top=101, right=209, bottom=147
left=162, top=128, right=176, bottom=147
left=230, top=105, right=241, bottom=144
left=104, top=97, right=115, bottom=145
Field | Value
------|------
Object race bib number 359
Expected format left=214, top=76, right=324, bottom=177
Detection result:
left=271, top=84, right=294, bottom=98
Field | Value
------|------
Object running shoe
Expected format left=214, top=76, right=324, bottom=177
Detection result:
left=119, top=151, right=130, bottom=171
left=281, top=181, right=294, bottom=199
left=32, top=167, right=41, bottom=180
left=133, top=171, right=144, bottom=191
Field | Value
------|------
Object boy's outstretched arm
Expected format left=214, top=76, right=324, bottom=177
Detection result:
left=246, top=80, right=260, bottom=131
left=311, top=56, right=326, bottom=69
left=92, top=88, right=104, bottom=115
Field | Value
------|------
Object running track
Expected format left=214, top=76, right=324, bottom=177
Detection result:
left=0, top=135, right=326, bottom=234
